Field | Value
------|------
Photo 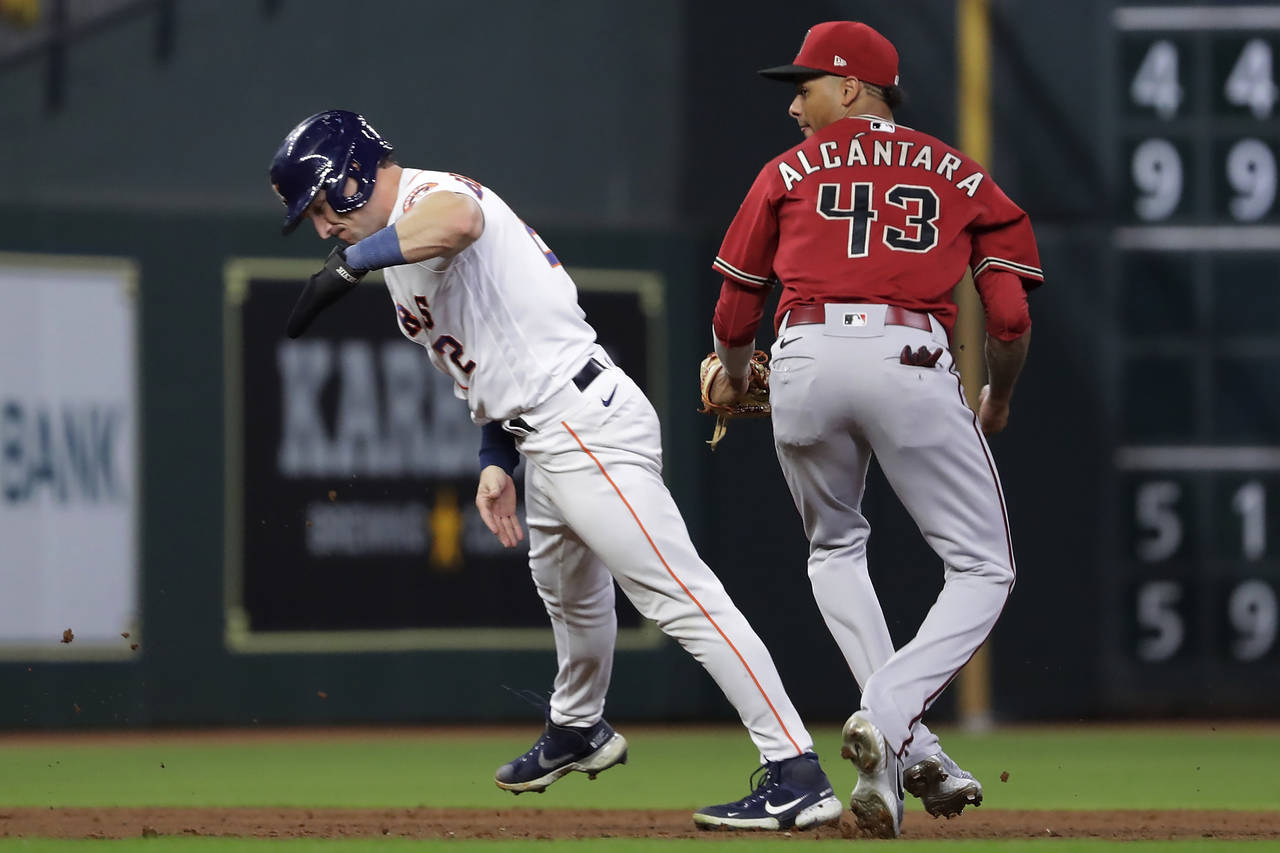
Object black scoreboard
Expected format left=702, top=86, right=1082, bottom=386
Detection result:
left=1103, top=4, right=1280, bottom=708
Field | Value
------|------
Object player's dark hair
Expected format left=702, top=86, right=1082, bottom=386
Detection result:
left=865, top=82, right=906, bottom=110
left=379, top=153, right=398, bottom=168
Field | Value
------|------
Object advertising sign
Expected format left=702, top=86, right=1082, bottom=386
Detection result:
left=0, top=254, right=139, bottom=658
left=224, top=260, right=665, bottom=652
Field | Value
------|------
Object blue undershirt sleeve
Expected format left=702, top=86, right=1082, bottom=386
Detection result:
left=479, top=421, right=519, bottom=475
left=344, top=225, right=406, bottom=271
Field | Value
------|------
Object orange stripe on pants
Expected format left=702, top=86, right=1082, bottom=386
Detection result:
left=562, top=421, right=802, bottom=755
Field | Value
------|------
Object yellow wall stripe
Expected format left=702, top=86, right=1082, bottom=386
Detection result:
left=955, top=0, right=995, bottom=730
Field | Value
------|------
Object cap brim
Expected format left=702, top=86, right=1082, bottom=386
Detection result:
left=758, top=64, right=828, bottom=81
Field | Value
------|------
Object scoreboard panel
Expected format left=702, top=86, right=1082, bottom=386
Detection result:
left=1104, top=5, right=1280, bottom=709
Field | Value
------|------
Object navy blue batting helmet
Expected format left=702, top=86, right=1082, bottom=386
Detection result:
left=269, top=110, right=395, bottom=235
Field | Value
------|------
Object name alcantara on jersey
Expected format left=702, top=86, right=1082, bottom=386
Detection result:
left=778, top=137, right=985, bottom=197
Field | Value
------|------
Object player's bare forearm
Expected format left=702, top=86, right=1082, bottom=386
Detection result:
left=396, top=192, right=484, bottom=262
left=978, top=330, right=1030, bottom=435
left=984, top=330, right=1029, bottom=402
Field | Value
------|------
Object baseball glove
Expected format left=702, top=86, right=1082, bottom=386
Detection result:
left=698, top=350, right=770, bottom=450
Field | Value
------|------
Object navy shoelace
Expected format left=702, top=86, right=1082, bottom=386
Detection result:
left=734, top=762, right=783, bottom=806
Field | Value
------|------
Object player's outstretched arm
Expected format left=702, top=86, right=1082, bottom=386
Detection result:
left=978, top=330, right=1030, bottom=435
left=476, top=465, right=525, bottom=548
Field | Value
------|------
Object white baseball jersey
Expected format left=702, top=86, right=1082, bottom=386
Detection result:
left=371, top=166, right=820, bottom=765
left=382, top=169, right=598, bottom=424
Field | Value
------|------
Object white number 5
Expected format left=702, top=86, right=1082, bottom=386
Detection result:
left=1136, top=481, right=1182, bottom=561
left=1137, top=580, right=1184, bottom=661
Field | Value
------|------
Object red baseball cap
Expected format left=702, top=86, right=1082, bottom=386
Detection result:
left=759, top=21, right=899, bottom=88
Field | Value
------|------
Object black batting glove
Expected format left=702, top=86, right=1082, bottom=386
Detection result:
left=285, top=246, right=368, bottom=338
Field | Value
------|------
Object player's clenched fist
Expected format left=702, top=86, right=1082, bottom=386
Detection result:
left=476, top=465, right=525, bottom=548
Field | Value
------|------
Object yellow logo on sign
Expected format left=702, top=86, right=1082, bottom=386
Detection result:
left=429, top=487, right=463, bottom=571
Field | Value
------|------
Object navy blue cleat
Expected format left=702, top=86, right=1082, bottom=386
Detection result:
left=692, top=751, right=843, bottom=831
left=494, top=717, right=628, bottom=794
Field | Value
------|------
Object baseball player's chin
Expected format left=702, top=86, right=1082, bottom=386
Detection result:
left=799, top=126, right=814, bottom=138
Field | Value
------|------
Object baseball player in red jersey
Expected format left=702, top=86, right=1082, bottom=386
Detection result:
left=708, top=22, right=1043, bottom=838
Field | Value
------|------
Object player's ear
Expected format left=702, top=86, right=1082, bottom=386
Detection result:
left=842, top=77, right=861, bottom=107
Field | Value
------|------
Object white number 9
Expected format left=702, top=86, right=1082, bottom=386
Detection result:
left=1226, top=139, right=1277, bottom=222
left=1229, top=580, right=1278, bottom=661
left=1132, top=139, right=1183, bottom=221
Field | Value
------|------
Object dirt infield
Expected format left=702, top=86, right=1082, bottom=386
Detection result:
left=2, top=807, right=1278, bottom=841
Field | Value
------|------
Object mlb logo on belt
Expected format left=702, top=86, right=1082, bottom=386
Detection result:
left=843, top=312, right=868, bottom=327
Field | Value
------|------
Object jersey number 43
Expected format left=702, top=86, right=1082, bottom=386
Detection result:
left=817, top=182, right=940, bottom=257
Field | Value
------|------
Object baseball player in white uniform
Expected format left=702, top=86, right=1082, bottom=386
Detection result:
left=269, top=110, right=843, bottom=831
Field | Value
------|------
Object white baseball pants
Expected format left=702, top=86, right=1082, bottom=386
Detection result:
left=513, top=355, right=814, bottom=762
left=769, top=305, right=1015, bottom=759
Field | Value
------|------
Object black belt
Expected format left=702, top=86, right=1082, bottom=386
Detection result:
left=572, top=357, right=606, bottom=391
left=506, top=358, right=606, bottom=434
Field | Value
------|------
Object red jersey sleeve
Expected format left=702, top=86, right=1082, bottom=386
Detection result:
left=712, top=165, right=781, bottom=289
left=968, top=177, right=1044, bottom=290
left=976, top=269, right=1031, bottom=341
left=713, top=278, right=770, bottom=347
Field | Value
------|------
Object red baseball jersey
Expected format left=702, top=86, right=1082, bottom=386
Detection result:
left=714, top=115, right=1043, bottom=336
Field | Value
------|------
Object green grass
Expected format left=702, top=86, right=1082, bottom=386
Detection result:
left=1, top=724, right=1278, bottom=852
left=1, top=724, right=1277, bottom=811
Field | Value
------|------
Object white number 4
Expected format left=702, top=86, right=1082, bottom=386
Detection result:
left=1225, top=39, right=1278, bottom=119
left=1131, top=40, right=1182, bottom=119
